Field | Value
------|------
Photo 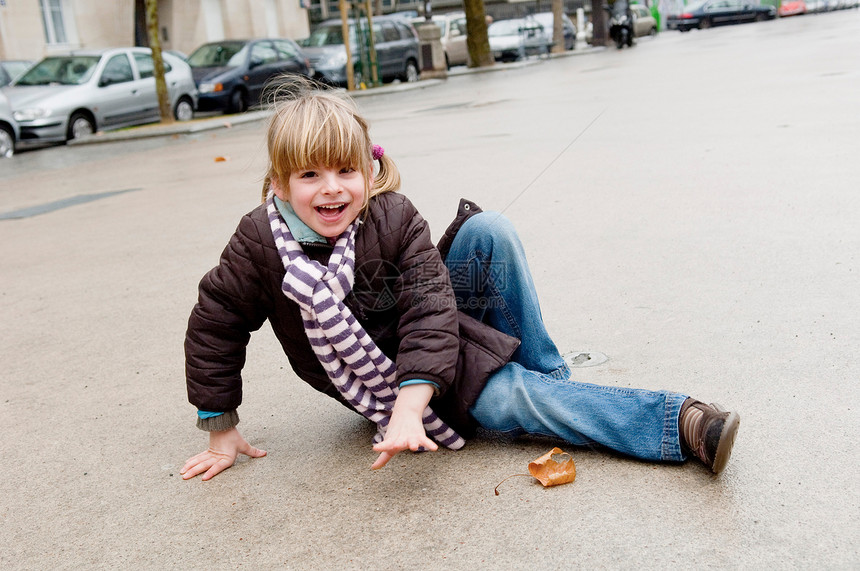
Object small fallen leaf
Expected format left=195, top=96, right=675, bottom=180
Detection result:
left=528, top=447, right=576, bottom=487
left=494, top=447, right=576, bottom=495
left=214, top=156, right=229, bottom=162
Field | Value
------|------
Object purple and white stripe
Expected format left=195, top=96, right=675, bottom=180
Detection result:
left=266, top=199, right=464, bottom=450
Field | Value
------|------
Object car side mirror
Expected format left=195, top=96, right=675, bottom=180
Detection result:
left=450, top=28, right=461, bottom=37
left=250, top=57, right=264, bottom=69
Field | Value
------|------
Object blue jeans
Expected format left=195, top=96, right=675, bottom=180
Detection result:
left=445, top=211, right=687, bottom=462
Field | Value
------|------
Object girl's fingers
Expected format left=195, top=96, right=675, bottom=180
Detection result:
left=239, top=442, right=267, bottom=458
left=181, top=457, right=216, bottom=480
left=371, top=451, right=394, bottom=470
left=201, top=457, right=233, bottom=481
left=180, top=451, right=212, bottom=473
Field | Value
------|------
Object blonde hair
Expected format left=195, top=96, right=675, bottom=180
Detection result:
left=262, top=78, right=400, bottom=208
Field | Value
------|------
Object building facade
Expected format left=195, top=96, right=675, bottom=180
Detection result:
left=0, top=0, right=310, bottom=61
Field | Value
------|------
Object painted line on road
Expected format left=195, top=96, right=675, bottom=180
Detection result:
left=0, top=188, right=142, bottom=220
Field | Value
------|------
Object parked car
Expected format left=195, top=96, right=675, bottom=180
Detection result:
left=666, top=0, right=776, bottom=31
left=187, top=38, right=311, bottom=114
left=488, top=18, right=552, bottom=62
left=0, top=91, right=19, bottom=158
left=1, top=60, right=34, bottom=87
left=779, top=0, right=807, bottom=15
left=301, top=15, right=421, bottom=86
left=5, top=47, right=196, bottom=144
left=412, top=12, right=470, bottom=68
left=531, top=12, right=577, bottom=51
left=630, top=4, right=658, bottom=36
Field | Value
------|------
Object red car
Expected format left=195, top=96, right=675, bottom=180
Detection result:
left=779, top=0, right=807, bottom=15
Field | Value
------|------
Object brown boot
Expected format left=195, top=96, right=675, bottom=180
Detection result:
left=679, top=400, right=740, bottom=474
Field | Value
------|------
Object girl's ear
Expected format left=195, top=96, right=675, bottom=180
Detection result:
left=270, top=177, right=289, bottom=201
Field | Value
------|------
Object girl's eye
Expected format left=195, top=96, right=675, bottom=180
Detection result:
left=340, top=167, right=356, bottom=174
left=299, top=171, right=317, bottom=178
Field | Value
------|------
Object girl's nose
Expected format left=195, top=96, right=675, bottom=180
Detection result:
left=320, top=172, right=342, bottom=194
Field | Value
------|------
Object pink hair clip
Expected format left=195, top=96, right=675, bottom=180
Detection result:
left=372, top=144, right=385, bottom=161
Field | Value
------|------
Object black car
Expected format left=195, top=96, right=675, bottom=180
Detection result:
left=666, top=0, right=776, bottom=32
left=187, top=38, right=311, bottom=114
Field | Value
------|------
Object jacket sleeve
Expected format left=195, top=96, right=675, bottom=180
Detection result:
left=185, top=211, right=272, bottom=416
left=379, top=196, right=460, bottom=394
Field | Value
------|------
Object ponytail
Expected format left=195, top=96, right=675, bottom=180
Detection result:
left=370, top=153, right=401, bottom=198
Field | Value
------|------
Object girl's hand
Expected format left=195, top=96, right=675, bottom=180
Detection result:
left=180, top=427, right=267, bottom=481
left=371, top=384, right=438, bottom=470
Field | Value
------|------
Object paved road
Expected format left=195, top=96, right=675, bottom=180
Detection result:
left=1, top=11, right=858, bottom=569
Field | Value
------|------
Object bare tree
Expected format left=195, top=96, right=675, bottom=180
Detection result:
left=551, top=0, right=564, bottom=54
left=591, top=0, right=607, bottom=47
left=463, top=0, right=494, bottom=68
left=144, top=0, right=173, bottom=123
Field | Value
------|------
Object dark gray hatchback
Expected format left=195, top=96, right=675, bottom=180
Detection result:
left=300, top=16, right=421, bottom=87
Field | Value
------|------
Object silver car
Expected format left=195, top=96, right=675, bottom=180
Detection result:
left=0, top=90, right=19, bottom=158
left=412, top=12, right=470, bottom=68
left=488, top=18, right=552, bottom=62
left=4, top=47, right=197, bottom=144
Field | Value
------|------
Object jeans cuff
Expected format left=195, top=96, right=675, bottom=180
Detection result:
left=661, top=392, right=687, bottom=461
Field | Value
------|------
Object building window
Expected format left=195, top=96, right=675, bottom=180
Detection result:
left=40, top=0, right=69, bottom=44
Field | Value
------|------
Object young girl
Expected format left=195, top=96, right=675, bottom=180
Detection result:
left=181, top=84, right=740, bottom=481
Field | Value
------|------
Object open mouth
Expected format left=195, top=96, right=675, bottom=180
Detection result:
left=315, top=203, right=348, bottom=217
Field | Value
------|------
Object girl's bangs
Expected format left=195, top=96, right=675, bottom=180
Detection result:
left=274, top=103, right=370, bottom=175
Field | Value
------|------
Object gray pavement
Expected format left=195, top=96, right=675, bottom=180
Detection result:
left=1, top=12, right=859, bottom=569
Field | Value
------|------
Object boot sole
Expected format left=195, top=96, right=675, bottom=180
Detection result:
left=710, top=403, right=739, bottom=474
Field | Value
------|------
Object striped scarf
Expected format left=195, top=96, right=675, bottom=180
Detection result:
left=266, top=198, right=465, bottom=450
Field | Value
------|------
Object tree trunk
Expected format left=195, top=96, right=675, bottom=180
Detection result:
left=590, top=0, right=607, bottom=47
left=463, top=0, right=494, bottom=68
left=144, top=0, right=173, bottom=123
left=551, top=0, right=564, bottom=54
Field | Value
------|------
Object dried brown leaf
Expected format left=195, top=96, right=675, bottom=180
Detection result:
left=527, top=447, right=576, bottom=487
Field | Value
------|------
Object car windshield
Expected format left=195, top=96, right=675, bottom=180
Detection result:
left=303, top=25, right=359, bottom=47
left=489, top=20, right=526, bottom=36
left=2, top=61, right=32, bottom=81
left=683, top=0, right=709, bottom=10
left=187, top=42, right=248, bottom=67
left=14, top=56, right=100, bottom=86
left=532, top=14, right=553, bottom=28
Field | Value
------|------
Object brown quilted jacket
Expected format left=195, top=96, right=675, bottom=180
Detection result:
left=185, top=193, right=519, bottom=436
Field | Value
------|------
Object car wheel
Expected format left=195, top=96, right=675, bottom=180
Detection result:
left=174, top=96, right=194, bottom=121
left=67, top=112, right=95, bottom=141
left=404, top=59, right=419, bottom=83
left=0, top=124, right=14, bottom=158
left=228, top=89, right=247, bottom=114
left=700, top=18, right=712, bottom=29
left=755, top=12, right=767, bottom=21
left=650, top=26, right=658, bottom=36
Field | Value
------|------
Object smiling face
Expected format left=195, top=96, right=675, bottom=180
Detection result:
left=266, top=88, right=378, bottom=236
left=272, top=165, right=369, bottom=237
